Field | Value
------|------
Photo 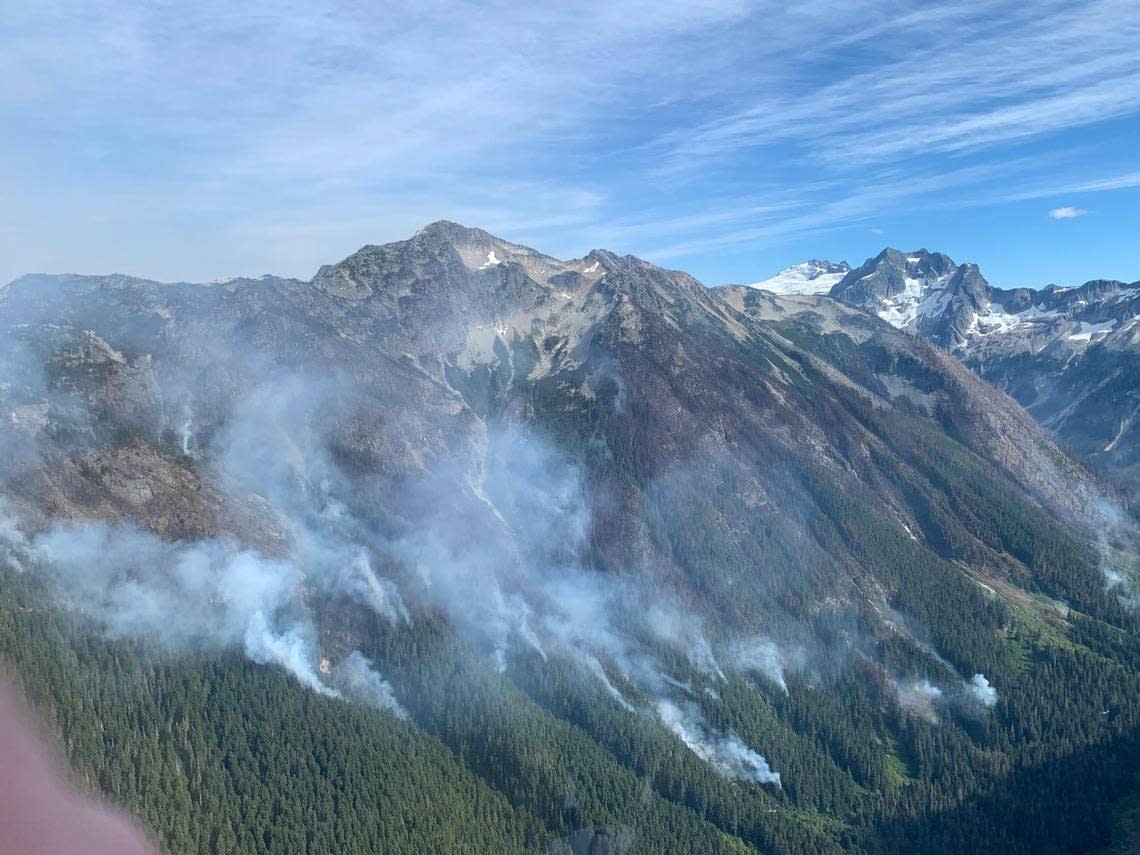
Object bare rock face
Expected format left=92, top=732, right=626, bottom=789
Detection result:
left=829, top=249, right=979, bottom=349
left=26, top=444, right=212, bottom=537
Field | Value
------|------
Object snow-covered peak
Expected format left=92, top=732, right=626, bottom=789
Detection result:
left=827, top=249, right=991, bottom=347
left=745, top=260, right=850, bottom=295
left=827, top=246, right=1140, bottom=354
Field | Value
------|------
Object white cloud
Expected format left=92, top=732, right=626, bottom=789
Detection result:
left=0, top=0, right=753, bottom=282
left=1049, top=206, right=1088, bottom=219
left=0, top=1, right=1137, bottom=282
left=659, top=0, right=1140, bottom=172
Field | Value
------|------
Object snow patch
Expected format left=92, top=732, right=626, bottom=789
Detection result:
left=970, top=301, right=1061, bottom=337
left=875, top=273, right=950, bottom=331
left=1067, top=319, right=1117, bottom=342
left=746, top=261, right=847, bottom=296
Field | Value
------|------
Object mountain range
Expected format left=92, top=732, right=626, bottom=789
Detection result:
left=747, top=248, right=1140, bottom=486
left=1, top=222, right=1139, bottom=854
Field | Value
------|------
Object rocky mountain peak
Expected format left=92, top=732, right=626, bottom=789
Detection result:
left=821, top=247, right=1140, bottom=476
left=827, top=247, right=985, bottom=347
left=412, top=219, right=494, bottom=242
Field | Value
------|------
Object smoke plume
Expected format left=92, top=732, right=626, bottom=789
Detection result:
left=967, top=673, right=998, bottom=708
left=654, top=699, right=781, bottom=786
left=895, top=678, right=944, bottom=724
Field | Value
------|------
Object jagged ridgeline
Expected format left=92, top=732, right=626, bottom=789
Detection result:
left=1, top=221, right=1140, bottom=854
left=817, top=248, right=1140, bottom=486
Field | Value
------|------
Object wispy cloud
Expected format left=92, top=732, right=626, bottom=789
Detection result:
left=631, top=0, right=1140, bottom=270
left=0, top=0, right=1137, bottom=283
left=638, top=160, right=1021, bottom=260
left=659, top=0, right=1140, bottom=171
left=0, top=0, right=758, bottom=280
left=1049, top=206, right=1088, bottom=220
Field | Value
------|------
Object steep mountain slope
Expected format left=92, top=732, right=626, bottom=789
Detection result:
left=761, top=249, right=1140, bottom=485
left=2, top=222, right=1139, bottom=854
left=963, top=278, right=1140, bottom=482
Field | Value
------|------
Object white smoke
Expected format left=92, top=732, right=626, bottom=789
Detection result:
left=895, top=678, right=944, bottom=724
left=967, top=673, right=998, bottom=708
left=33, top=523, right=298, bottom=648
left=333, top=550, right=411, bottom=625
left=660, top=674, right=696, bottom=695
left=178, top=407, right=195, bottom=456
left=244, top=612, right=339, bottom=698
left=581, top=655, right=635, bottom=712
left=21, top=514, right=406, bottom=710
left=333, top=651, right=407, bottom=717
left=1103, top=562, right=1140, bottom=609
left=645, top=604, right=725, bottom=681
left=0, top=500, right=31, bottom=572
left=729, top=637, right=791, bottom=693
left=654, top=699, right=780, bottom=786
left=511, top=595, right=547, bottom=662
left=486, top=588, right=548, bottom=672
left=1087, top=496, right=1140, bottom=609
left=894, top=669, right=997, bottom=722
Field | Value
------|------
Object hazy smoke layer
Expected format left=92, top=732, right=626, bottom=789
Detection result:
left=0, top=374, right=788, bottom=781
left=0, top=364, right=1015, bottom=779
left=0, top=364, right=996, bottom=783
left=382, top=425, right=784, bottom=783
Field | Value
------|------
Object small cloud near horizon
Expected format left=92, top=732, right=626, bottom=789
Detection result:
left=1048, top=206, right=1088, bottom=220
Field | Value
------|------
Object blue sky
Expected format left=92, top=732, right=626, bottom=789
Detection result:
left=2, top=0, right=1139, bottom=289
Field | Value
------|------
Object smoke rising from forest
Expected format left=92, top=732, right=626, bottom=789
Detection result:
left=0, top=297, right=1024, bottom=787
left=0, top=368, right=794, bottom=783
